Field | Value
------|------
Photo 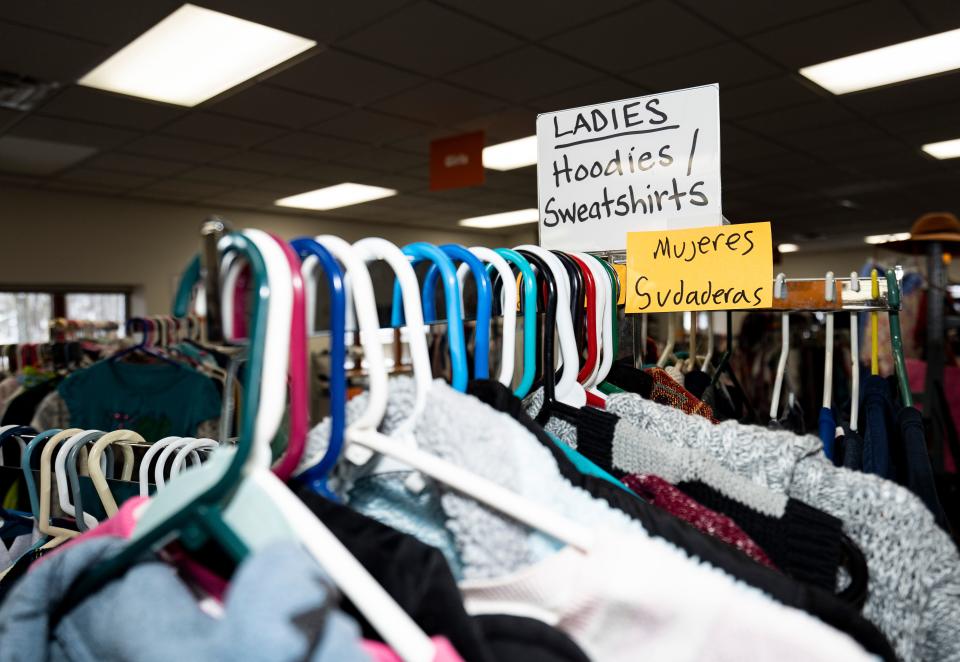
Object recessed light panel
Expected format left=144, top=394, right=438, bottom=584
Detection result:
left=79, top=4, right=316, bottom=107
left=865, top=232, right=911, bottom=245
left=800, top=28, right=960, bottom=94
left=483, top=136, right=537, bottom=171
left=922, top=138, right=960, bottom=160
left=275, top=183, right=397, bottom=210
left=459, top=208, right=539, bottom=229
left=777, top=243, right=799, bottom=253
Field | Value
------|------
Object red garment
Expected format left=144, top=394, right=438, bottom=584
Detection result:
left=622, top=473, right=777, bottom=569
left=644, top=367, right=717, bottom=422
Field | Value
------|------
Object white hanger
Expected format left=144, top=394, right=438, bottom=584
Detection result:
left=353, top=236, right=433, bottom=432
left=456, top=247, right=517, bottom=388
left=139, top=436, right=183, bottom=497
left=822, top=272, right=836, bottom=410
left=325, top=240, right=596, bottom=552
left=703, top=313, right=715, bottom=372
left=54, top=430, right=104, bottom=529
left=770, top=273, right=790, bottom=421
left=219, top=251, right=240, bottom=340
left=849, top=271, right=860, bottom=432
left=514, top=245, right=587, bottom=408
left=170, top=438, right=219, bottom=476
left=155, top=438, right=204, bottom=489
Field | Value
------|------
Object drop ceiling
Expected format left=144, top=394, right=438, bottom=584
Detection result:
left=0, top=0, right=958, bottom=242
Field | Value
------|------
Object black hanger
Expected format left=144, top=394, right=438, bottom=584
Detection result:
left=552, top=250, right=585, bottom=373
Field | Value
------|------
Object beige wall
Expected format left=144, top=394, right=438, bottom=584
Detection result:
left=0, top=186, right=515, bottom=314
left=780, top=245, right=960, bottom=280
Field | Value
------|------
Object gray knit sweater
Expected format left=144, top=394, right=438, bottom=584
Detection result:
left=605, top=391, right=960, bottom=662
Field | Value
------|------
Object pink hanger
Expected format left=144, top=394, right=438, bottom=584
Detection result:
left=268, top=233, right=308, bottom=480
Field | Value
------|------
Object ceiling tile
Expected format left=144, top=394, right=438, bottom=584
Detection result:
left=905, top=0, right=960, bottom=28
left=874, top=98, right=960, bottom=142
left=177, top=165, right=269, bottom=187
left=530, top=77, right=644, bottom=113
left=0, top=1, right=181, bottom=46
left=211, top=84, right=348, bottom=129
left=374, top=81, right=504, bottom=125
left=839, top=70, right=960, bottom=116
left=215, top=150, right=320, bottom=175
left=38, top=86, right=182, bottom=131
left=311, top=110, right=429, bottom=145
left=197, top=0, right=410, bottom=43
left=270, top=50, right=425, bottom=105
left=162, top=112, right=286, bottom=147
left=549, top=1, right=725, bottom=73
left=434, top=0, right=636, bottom=39
left=0, top=21, right=108, bottom=81
left=744, top=99, right=857, bottom=136
left=388, top=128, right=461, bottom=155
left=746, top=0, right=925, bottom=69
left=9, top=115, right=137, bottom=149
left=199, top=188, right=281, bottom=208
left=626, top=42, right=780, bottom=92
left=297, top=161, right=400, bottom=184
left=0, top=135, right=96, bottom=175
left=452, top=46, right=597, bottom=102
left=124, top=135, right=237, bottom=163
left=333, top=145, right=425, bottom=173
left=676, top=0, right=861, bottom=36
left=720, top=124, right=790, bottom=161
left=258, top=132, right=358, bottom=159
left=337, top=3, right=521, bottom=76
left=83, top=152, right=192, bottom=177
left=251, top=175, right=327, bottom=195
left=456, top=108, right=537, bottom=143
left=721, top=76, right=822, bottom=119
left=137, top=179, right=232, bottom=199
left=57, top=167, right=156, bottom=190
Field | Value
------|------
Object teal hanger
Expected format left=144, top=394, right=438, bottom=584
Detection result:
left=58, top=232, right=270, bottom=614
left=886, top=270, right=913, bottom=407
left=22, top=429, right=61, bottom=521
left=493, top=248, right=537, bottom=398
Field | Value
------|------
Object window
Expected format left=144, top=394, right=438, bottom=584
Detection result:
left=0, top=287, right=129, bottom=344
left=0, top=292, right=53, bottom=343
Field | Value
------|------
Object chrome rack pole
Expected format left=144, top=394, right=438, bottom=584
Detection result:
left=200, top=216, right=230, bottom=343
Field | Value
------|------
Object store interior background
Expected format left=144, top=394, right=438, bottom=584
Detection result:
left=1, top=0, right=959, bottom=314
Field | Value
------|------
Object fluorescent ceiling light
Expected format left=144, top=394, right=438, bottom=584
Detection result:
left=79, top=4, right=315, bottom=106
left=865, top=232, right=911, bottom=245
left=459, top=208, right=539, bottom=229
left=275, top=183, right=396, bottom=210
left=777, top=243, right=799, bottom=254
left=799, top=28, right=960, bottom=94
left=922, top=137, right=960, bottom=159
left=483, top=135, right=537, bottom=171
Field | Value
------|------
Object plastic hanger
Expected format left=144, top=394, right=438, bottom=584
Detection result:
left=886, top=270, right=913, bottom=407
left=331, top=241, right=596, bottom=555
left=493, top=248, right=537, bottom=397
left=574, top=252, right=613, bottom=388
left=37, top=427, right=85, bottom=538
left=703, top=313, right=715, bottom=372
left=21, top=429, right=62, bottom=522
left=421, top=244, right=492, bottom=380
left=0, top=425, right=30, bottom=467
left=55, top=430, right=106, bottom=530
left=566, top=253, right=598, bottom=383
left=291, top=237, right=346, bottom=491
left=552, top=251, right=585, bottom=356
left=170, top=438, right=219, bottom=476
left=455, top=247, right=517, bottom=388
left=849, top=272, right=861, bottom=432
left=65, top=438, right=108, bottom=532
left=770, top=273, right=790, bottom=422
left=870, top=268, right=880, bottom=376
left=138, top=436, right=183, bottom=497
left=354, top=237, right=433, bottom=430
left=515, top=245, right=586, bottom=408
left=83, top=429, right=140, bottom=516
left=155, top=438, right=209, bottom=490
left=657, top=313, right=677, bottom=368
left=823, top=271, right=836, bottom=412
left=392, top=242, right=468, bottom=392
left=110, top=318, right=182, bottom=368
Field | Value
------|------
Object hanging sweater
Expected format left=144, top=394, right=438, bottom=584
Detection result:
left=299, top=378, right=894, bottom=660
left=605, top=391, right=960, bottom=662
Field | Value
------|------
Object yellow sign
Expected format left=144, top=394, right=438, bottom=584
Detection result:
left=626, top=221, right=773, bottom=313
left=612, top=264, right=627, bottom=306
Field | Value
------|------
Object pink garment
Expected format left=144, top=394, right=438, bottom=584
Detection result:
left=907, top=358, right=958, bottom=472
left=623, top=474, right=778, bottom=569
left=361, top=637, right=464, bottom=662
left=30, top=496, right=228, bottom=600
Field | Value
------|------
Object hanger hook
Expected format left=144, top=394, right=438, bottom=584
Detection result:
left=849, top=271, right=860, bottom=292
left=824, top=271, right=835, bottom=303
left=774, top=272, right=787, bottom=300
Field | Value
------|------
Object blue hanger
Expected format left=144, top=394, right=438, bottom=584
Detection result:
left=0, top=426, right=36, bottom=531
left=22, top=429, right=61, bottom=521
left=492, top=248, right=537, bottom=398
left=391, top=242, right=468, bottom=391
left=420, top=245, right=493, bottom=380
left=109, top=318, right=182, bottom=367
left=290, top=237, right=346, bottom=496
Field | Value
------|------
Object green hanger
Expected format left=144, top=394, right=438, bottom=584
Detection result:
left=886, top=270, right=913, bottom=407
left=57, top=233, right=269, bottom=613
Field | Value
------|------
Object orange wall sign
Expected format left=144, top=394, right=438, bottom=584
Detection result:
left=430, top=131, right=485, bottom=191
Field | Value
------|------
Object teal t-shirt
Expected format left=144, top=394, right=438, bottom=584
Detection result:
left=59, top=360, right=221, bottom=441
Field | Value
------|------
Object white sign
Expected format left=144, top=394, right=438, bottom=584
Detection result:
left=536, top=84, right=721, bottom=252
